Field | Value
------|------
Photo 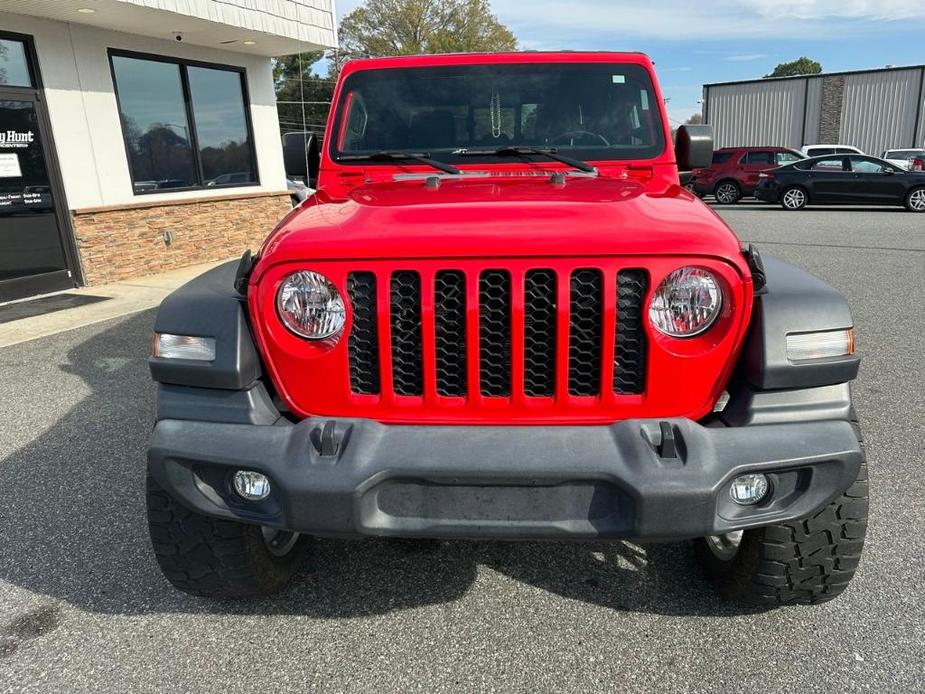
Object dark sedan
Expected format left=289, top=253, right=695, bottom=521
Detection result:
left=755, top=154, right=925, bottom=212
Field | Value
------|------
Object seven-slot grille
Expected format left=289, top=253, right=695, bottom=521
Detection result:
left=346, top=267, right=648, bottom=400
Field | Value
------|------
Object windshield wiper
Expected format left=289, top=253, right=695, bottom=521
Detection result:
left=337, top=151, right=462, bottom=175
left=454, top=146, right=597, bottom=173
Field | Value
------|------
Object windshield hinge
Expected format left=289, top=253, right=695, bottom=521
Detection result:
left=234, top=249, right=255, bottom=296
left=743, top=244, right=767, bottom=293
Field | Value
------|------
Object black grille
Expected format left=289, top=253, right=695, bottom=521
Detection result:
left=434, top=271, right=467, bottom=396
left=390, top=271, right=423, bottom=396
left=345, top=266, right=648, bottom=402
left=614, top=269, right=649, bottom=394
left=346, top=272, right=380, bottom=395
left=568, top=269, right=603, bottom=396
left=479, top=270, right=512, bottom=397
left=523, top=270, right=557, bottom=397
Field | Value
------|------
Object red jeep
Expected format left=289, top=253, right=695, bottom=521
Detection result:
left=146, top=53, right=867, bottom=606
left=691, top=146, right=805, bottom=204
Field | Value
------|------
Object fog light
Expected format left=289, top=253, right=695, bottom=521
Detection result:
left=730, top=474, right=770, bottom=506
left=232, top=471, right=271, bottom=501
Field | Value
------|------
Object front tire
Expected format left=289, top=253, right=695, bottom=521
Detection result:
left=694, top=427, right=868, bottom=607
left=146, top=473, right=310, bottom=597
left=714, top=180, right=741, bottom=205
left=780, top=186, right=808, bottom=210
left=904, top=186, right=925, bottom=212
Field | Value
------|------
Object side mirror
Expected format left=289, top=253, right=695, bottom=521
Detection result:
left=282, top=131, right=322, bottom=187
left=675, top=124, right=714, bottom=172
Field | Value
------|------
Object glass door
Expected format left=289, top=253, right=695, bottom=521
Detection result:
left=0, top=33, right=78, bottom=301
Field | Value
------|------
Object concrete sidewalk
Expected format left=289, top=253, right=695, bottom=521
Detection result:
left=0, top=259, right=231, bottom=349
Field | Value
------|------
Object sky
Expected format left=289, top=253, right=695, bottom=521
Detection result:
left=327, top=0, right=925, bottom=125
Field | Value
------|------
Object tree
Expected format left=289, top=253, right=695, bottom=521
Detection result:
left=273, top=51, right=335, bottom=136
left=685, top=113, right=703, bottom=125
left=765, top=57, right=822, bottom=78
left=333, top=0, right=517, bottom=74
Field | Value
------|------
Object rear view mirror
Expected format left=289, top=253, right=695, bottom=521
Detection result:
left=282, top=131, right=321, bottom=187
left=676, top=124, right=714, bottom=172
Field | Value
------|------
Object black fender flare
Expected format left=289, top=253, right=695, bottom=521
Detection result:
left=740, top=255, right=859, bottom=390
left=148, top=260, right=262, bottom=390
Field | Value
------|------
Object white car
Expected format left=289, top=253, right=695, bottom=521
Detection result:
left=801, top=144, right=864, bottom=157
left=881, top=149, right=925, bottom=171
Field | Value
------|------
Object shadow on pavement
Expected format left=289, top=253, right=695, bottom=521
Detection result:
left=0, top=310, right=746, bottom=619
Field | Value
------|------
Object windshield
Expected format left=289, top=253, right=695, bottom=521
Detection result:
left=330, top=63, right=666, bottom=165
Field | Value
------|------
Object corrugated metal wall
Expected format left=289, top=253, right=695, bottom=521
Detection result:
left=803, top=78, right=823, bottom=145
left=918, top=70, right=925, bottom=146
left=839, top=69, right=921, bottom=155
left=705, top=68, right=925, bottom=153
left=705, top=79, right=807, bottom=148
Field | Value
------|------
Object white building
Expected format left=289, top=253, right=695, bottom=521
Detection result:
left=0, top=0, right=337, bottom=300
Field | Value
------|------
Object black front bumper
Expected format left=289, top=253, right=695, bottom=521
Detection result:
left=148, top=414, right=863, bottom=541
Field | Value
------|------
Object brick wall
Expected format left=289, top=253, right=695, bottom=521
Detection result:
left=819, top=76, right=846, bottom=143
left=71, top=192, right=292, bottom=286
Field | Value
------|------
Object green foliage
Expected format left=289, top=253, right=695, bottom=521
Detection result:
left=273, top=52, right=334, bottom=135
left=273, top=51, right=325, bottom=84
left=765, top=57, right=823, bottom=78
left=334, top=0, right=517, bottom=74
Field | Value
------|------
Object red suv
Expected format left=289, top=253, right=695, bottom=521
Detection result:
left=692, top=147, right=805, bottom=203
left=145, top=53, right=866, bottom=607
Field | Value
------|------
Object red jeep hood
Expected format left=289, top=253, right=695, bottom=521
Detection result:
left=255, top=176, right=747, bottom=278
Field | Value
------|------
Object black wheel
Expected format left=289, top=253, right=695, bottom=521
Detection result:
left=694, top=422, right=868, bottom=607
left=146, top=472, right=310, bottom=598
left=904, top=186, right=925, bottom=212
left=780, top=186, right=808, bottom=210
left=713, top=180, right=741, bottom=204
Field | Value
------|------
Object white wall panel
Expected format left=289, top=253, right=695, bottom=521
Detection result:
left=705, top=79, right=807, bottom=149
left=840, top=69, right=922, bottom=154
left=802, top=77, right=822, bottom=146
left=112, top=0, right=336, bottom=43
left=1, top=1, right=336, bottom=55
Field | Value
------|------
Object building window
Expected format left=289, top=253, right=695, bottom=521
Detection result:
left=109, top=51, right=258, bottom=194
left=0, top=38, right=34, bottom=88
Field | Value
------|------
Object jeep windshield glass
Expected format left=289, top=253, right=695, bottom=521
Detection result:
left=331, top=63, right=666, bottom=166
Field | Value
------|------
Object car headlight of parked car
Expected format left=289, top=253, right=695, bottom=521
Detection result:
left=277, top=270, right=346, bottom=340
left=649, top=267, right=723, bottom=337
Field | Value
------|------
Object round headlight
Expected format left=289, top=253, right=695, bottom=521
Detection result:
left=649, top=267, right=723, bottom=337
left=277, top=271, right=346, bottom=340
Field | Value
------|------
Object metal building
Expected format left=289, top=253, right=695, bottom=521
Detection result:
left=703, top=65, right=925, bottom=155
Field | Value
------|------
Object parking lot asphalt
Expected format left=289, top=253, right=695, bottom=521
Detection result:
left=1, top=203, right=923, bottom=693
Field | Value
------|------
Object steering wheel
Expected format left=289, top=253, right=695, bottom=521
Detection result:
left=550, top=130, right=610, bottom=147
